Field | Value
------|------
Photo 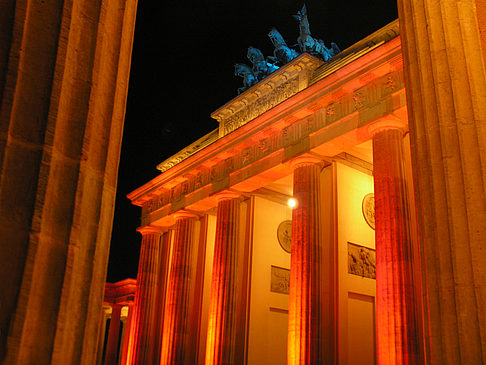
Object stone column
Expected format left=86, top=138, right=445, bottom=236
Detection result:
left=129, top=227, right=163, bottom=365
left=104, top=305, right=122, bottom=365
left=0, top=0, right=137, bottom=363
left=152, top=231, right=172, bottom=364
left=287, top=156, right=323, bottom=365
left=371, top=124, right=419, bottom=364
left=120, top=304, right=134, bottom=365
left=397, top=1, right=486, bottom=363
left=160, top=211, right=198, bottom=365
left=205, top=192, right=241, bottom=365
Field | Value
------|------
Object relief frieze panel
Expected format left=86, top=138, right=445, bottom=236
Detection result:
left=142, top=70, right=404, bottom=219
left=222, top=77, right=300, bottom=136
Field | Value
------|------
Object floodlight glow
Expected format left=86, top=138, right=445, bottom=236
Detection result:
left=288, top=198, right=296, bottom=208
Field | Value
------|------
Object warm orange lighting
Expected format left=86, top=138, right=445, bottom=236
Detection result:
left=288, top=198, right=296, bottom=208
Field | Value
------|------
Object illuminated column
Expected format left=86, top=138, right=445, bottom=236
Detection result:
left=120, top=304, right=134, bottom=365
left=161, top=211, right=198, bottom=364
left=129, top=227, right=163, bottom=364
left=205, top=192, right=241, bottom=365
left=105, top=305, right=122, bottom=365
left=153, top=231, right=172, bottom=364
left=288, top=156, right=322, bottom=365
left=371, top=124, right=418, bottom=364
left=398, top=1, right=486, bottom=363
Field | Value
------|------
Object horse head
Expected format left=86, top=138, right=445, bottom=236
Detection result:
left=234, top=63, right=253, bottom=77
left=247, top=46, right=265, bottom=64
left=268, top=28, right=286, bottom=48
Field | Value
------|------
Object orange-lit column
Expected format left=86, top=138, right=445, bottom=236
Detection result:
left=129, top=226, right=163, bottom=364
left=153, top=231, right=172, bottom=364
left=371, top=124, right=418, bottom=365
left=288, top=156, right=323, bottom=365
left=160, top=211, right=198, bottom=364
left=105, top=305, right=122, bottom=365
left=205, top=192, right=241, bottom=365
left=120, top=304, right=134, bottom=365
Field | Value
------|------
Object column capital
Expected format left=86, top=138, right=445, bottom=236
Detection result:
left=136, top=226, right=165, bottom=236
left=213, top=190, right=242, bottom=202
left=289, top=154, right=323, bottom=170
left=367, top=118, right=407, bottom=138
left=173, top=210, right=199, bottom=221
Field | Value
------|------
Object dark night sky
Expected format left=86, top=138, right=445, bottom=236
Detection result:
left=107, top=1, right=398, bottom=283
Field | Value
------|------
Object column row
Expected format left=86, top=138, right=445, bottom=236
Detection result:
left=129, top=137, right=418, bottom=364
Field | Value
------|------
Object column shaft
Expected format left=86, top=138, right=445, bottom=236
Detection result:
left=373, top=128, right=418, bottom=365
left=120, top=304, right=134, bottom=365
left=397, top=1, right=486, bottom=363
left=205, top=197, right=240, bottom=365
left=288, top=162, right=322, bottom=365
left=105, top=305, right=122, bottom=365
left=129, top=229, right=162, bottom=364
left=161, top=214, right=197, bottom=364
left=0, top=0, right=137, bottom=363
left=153, top=231, right=172, bottom=364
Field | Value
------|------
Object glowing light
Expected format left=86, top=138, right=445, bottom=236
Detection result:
left=288, top=198, right=296, bottom=208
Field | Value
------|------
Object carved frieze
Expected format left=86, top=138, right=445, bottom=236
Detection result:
left=156, top=129, right=219, bottom=172
left=271, top=266, right=290, bottom=294
left=348, top=242, right=376, bottom=279
left=223, top=77, right=300, bottom=135
left=212, top=53, right=323, bottom=137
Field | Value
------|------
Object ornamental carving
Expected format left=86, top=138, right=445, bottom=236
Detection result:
left=223, top=77, right=300, bottom=135
left=362, top=193, right=375, bottom=229
left=348, top=242, right=376, bottom=279
left=277, top=220, right=292, bottom=253
left=271, top=266, right=290, bottom=294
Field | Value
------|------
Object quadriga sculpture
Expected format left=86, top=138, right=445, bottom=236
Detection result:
left=268, top=28, right=300, bottom=65
left=247, top=46, right=279, bottom=80
left=234, top=63, right=257, bottom=94
left=293, top=4, right=339, bottom=61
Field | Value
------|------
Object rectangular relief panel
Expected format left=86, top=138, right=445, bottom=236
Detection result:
left=270, top=266, right=290, bottom=295
left=348, top=242, right=376, bottom=279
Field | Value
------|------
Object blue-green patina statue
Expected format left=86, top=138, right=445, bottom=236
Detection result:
left=268, top=28, right=300, bottom=65
left=294, top=5, right=339, bottom=61
left=235, top=4, right=340, bottom=94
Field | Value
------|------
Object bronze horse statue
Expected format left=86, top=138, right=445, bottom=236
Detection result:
left=247, top=46, right=279, bottom=80
left=268, top=28, right=300, bottom=65
left=293, top=5, right=338, bottom=61
left=234, top=63, right=257, bottom=94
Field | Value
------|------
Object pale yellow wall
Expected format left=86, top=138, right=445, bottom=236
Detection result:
left=335, top=162, right=376, bottom=365
left=197, top=213, right=217, bottom=364
left=247, top=195, right=292, bottom=365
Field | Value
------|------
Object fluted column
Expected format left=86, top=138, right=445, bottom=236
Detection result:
left=153, top=231, right=172, bottom=364
left=160, top=211, right=198, bottom=365
left=205, top=192, right=241, bottom=365
left=120, top=304, right=134, bottom=365
left=0, top=0, right=137, bottom=362
left=288, top=156, right=322, bottom=365
left=129, top=227, right=163, bottom=364
left=397, top=2, right=486, bottom=363
left=105, top=305, right=122, bottom=365
left=371, top=124, right=419, bottom=365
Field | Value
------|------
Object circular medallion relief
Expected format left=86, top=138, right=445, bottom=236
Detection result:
left=277, top=220, right=292, bottom=253
left=362, top=193, right=375, bottom=230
